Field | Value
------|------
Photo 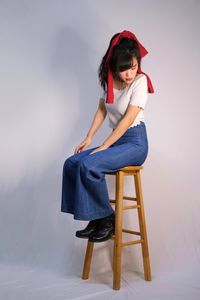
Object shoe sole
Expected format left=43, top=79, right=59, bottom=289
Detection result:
left=75, top=234, right=90, bottom=239
left=75, top=230, right=96, bottom=239
left=88, top=229, right=115, bottom=243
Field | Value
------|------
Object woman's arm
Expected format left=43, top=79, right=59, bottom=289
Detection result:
left=89, top=105, right=141, bottom=155
left=86, top=98, right=107, bottom=138
left=74, top=99, right=107, bottom=153
left=102, top=105, right=141, bottom=147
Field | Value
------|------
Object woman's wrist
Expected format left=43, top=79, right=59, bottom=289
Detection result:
left=102, top=142, right=109, bottom=148
left=86, top=133, right=93, bottom=139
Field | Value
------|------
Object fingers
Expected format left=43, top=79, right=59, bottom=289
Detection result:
left=74, top=146, right=81, bottom=154
left=74, top=146, right=82, bottom=154
left=74, top=137, right=92, bottom=154
left=74, top=143, right=87, bottom=154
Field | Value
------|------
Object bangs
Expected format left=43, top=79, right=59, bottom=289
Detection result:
left=116, top=54, right=134, bottom=72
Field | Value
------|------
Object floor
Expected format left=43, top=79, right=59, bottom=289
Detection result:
left=0, top=263, right=199, bottom=300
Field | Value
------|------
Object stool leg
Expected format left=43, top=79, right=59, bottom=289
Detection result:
left=134, top=171, right=152, bottom=281
left=113, top=171, right=124, bottom=290
left=82, top=241, right=94, bottom=280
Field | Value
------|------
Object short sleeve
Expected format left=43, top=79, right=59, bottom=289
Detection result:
left=129, top=75, right=148, bottom=109
left=99, top=86, right=106, bottom=100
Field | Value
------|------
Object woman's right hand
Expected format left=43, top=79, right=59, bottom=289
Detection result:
left=74, top=136, right=92, bottom=154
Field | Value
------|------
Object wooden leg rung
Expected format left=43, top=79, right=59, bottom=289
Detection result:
left=110, top=196, right=137, bottom=204
left=122, top=239, right=144, bottom=247
left=110, top=199, right=116, bottom=204
left=123, top=196, right=137, bottom=201
left=122, top=228, right=141, bottom=235
left=123, top=205, right=140, bottom=210
left=111, top=229, right=141, bottom=239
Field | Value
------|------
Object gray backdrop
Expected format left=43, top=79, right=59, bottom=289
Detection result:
left=0, top=0, right=200, bottom=299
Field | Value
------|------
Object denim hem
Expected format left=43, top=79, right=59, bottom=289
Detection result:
left=61, top=208, right=115, bottom=221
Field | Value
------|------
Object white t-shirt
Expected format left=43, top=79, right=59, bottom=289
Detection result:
left=99, top=74, right=148, bottom=129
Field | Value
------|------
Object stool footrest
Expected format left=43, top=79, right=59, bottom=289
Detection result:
left=123, top=205, right=140, bottom=210
left=123, top=196, right=137, bottom=201
left=111, top=228, right=141, bottom=238
left=110, top=200, right=116, bottom=204
left=122, top=229, right=141, bottom=235
left=109, top=196, right=137, bottom=204
left=110, top=236, right=144, bottom=246
left=122, top=239, right=144, bottom=247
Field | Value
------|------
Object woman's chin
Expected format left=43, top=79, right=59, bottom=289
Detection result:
left=125, top=79, right=134, bottom=85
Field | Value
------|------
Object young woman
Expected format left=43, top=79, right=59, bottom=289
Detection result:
left=61, top=30, right=154, bottom=243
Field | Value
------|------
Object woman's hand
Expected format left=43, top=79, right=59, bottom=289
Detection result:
left=89, top=144, right=109, bottom=155
left=74, top=136, right=92, bottom=154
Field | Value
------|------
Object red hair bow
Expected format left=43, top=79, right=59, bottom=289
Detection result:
left=105, top=30, right=154, bottom=103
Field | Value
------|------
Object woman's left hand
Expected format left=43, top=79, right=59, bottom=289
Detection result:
left=89, top=144, right=108, bottom=155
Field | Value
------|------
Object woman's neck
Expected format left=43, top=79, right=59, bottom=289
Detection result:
left=113, top=80, right=128, bottom=90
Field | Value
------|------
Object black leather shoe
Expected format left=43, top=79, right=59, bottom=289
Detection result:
left=88, top=213, right=115, bottom=243
left=75, top=219, right=100, bottom=239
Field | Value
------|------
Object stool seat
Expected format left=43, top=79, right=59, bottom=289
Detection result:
left=81, top=165, right=152, bottom=290
left=107, top=165, right=143, bottom=174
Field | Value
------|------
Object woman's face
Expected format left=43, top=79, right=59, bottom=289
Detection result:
left=118, top=57, right=138, bottom=85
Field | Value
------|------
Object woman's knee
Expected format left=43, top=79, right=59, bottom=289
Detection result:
left=79, top=156, right=102, bottom=180
left=63, top=147, right=98, bottom=173
left=63, top=155, right=76, bottom=172
left=63, top=152, right=86, bottom=172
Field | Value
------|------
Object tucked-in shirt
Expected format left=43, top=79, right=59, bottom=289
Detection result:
left=99, top=74, right=148, bottom=129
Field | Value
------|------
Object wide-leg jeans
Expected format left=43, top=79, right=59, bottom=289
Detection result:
left=61, top=121, right=148, bottom=220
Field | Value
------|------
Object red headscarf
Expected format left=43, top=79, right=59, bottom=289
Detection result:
left=105, top=30, right=154, bottom=104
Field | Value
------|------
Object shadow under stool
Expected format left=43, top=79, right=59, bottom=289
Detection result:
left=81, top=165, right=152, bottom=290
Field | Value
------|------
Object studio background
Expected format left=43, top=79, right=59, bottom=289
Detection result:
left=0, top=0, right=200, bottom=299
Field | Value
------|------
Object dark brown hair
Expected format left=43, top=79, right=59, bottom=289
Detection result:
left=98, top=34, right=141, bottom=91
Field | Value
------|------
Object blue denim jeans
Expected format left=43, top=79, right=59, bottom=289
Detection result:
left=61, top=121, right=148, bottom=220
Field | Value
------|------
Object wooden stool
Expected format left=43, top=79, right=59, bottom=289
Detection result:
left=81, top=166, right=152, bottom=290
